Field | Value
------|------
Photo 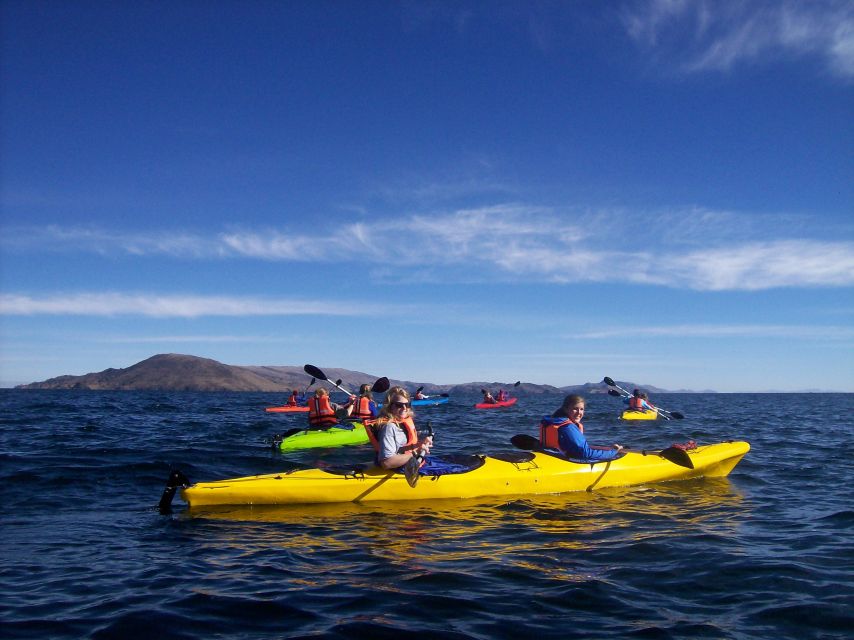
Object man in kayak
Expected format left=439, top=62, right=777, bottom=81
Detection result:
left=481, top=390, right=497, bottom=404
left=286, top=389, right=302, bottom=407
left=366, top=387, right=432, bottom=470
left=540, top=395, right=624, bottom=462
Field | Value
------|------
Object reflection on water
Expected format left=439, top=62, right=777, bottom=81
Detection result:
left=183, top=477, right=744, bottom=550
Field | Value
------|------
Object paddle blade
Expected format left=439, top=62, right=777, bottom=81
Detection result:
left=659, top=447, right=694, bottom=469
left=608, top=389, right=622, bottom=397
left=416, top=386, right=424, bottom=394
left=372, top=377, right=390, bottom=393
left=439, top=393, right=449, bottom=397
left=510, top=434, right=540, bottom=451
left=670, top=411, right=685, bottom=420
left=603, top=376, right=615, bottom=386
left=304, top=364, right=327, bottom=381
left=403, top=455, right=421, bottom=487
left=514, top=381, right=521, bottom=387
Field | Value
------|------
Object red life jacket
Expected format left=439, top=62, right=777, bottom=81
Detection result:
left=351, top=395, right=374, bottom=420
left=307, top=395, right=338, bottom=427
left=629, top=396, right=644, bottom=410
left=287, top=393, right=299, bottom=407
left=365, top=416, right=417, bottom=455
left=497, top=390, right=507, bottom=401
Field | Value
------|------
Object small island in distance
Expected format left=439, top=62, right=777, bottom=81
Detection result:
left=13, top=353, right=709, bottom=394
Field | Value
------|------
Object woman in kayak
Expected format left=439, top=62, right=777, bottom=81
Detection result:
left=347, top=383, right=378, bottom=420
left=368, top=387, right=432, bottom=470
left=496, top=388, right=508, bottom=402
left=540, top=395, right=624, bottom=462
left=286, top=389, right=301, bottom=407
left=482, top=390, right=497, bottom=404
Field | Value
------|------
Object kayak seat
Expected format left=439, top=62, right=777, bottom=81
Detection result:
left=419, top=454, right=485, bottom=476
left=490, top=451, right=536, bottom=463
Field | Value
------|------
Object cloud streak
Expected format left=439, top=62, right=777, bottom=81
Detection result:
left=576, top=323, right=854, bottom=340
left=0, top=293, right=406, bottom=318
left=4, top=207, right=854, bottom=291
left=620, top=0, right=854, bottom=79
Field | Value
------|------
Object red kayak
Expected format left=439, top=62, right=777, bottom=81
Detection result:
left=265, top=406, right=309, bottom=413
left=474, top=397, right=518, bottom=409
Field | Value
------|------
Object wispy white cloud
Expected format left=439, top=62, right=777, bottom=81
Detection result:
left=100, top=334, right=298, bottom=343
left=0, top=293, right=406, bottom=318
left=576, top=323, right=854, bottom=339
left=620, top=0, right=854, bottom=79
left=4, top=207, right=853, bottom=291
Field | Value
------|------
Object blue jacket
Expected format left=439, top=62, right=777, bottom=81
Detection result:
left=541, top=416, right=622, bottom=462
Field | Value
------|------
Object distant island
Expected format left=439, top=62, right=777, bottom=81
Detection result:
left=14, top=353, right=704, bottom=394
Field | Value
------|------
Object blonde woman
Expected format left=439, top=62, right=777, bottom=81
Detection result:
left=367, top=386, right=432, bottom=470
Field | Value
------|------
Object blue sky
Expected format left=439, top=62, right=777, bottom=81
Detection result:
left=1, top=0, right=852, bottom=392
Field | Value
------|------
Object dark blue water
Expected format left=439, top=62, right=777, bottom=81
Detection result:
left=1, top=390, right=852, bottom=639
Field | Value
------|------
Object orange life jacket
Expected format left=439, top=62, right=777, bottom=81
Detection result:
left=351, top=395, right=374, bottom=420
left=365, top=416, right=417, bottom=455
left=308, top=395, right=338, bottom=427
left=629, top=396, right=644, bottom=410
left=287, top=392, right=299, bottom=407
left=539, top=418, right=583, bottom=449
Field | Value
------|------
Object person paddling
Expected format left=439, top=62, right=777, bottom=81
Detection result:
left=626, top=388, right=655, bottom=413
left=496, top=388, right=508, bottom=402
left=306, top=388, right=341, bottom=430
left=286, top=389, right=301, bottom=407
left=346, top=383, right=378, bottom=420
left=366, top=387, right=432, bottom=470
left=539, top=395, right=624, bottom=462
left=482, top=390, right=497, bottom=404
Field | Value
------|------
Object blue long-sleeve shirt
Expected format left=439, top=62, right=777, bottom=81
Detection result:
left=542, top=417, right=622, bottom=462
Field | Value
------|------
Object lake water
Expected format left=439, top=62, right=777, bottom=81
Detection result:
left=1, top=390, right=852, bottom=639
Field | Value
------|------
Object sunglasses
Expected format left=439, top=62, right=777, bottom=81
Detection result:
left=390, top=401, right=411, bottom=409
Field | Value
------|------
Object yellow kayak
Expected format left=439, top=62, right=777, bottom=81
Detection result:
left=621, top=409, right=659, bottom=421
left=179, top=440, right=749, bottom=508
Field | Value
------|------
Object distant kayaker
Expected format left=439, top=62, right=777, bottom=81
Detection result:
left=626, top=389, right=655, bottom=412
left=307, top=388, right=341, bottom=429
left=539, top=395, right=624, bottom=462
left=414, top=389, right=427, bottom=400
left=366, top=387, right=432, bottom=470
left=482, top=390, right=497, bottom=404
left=496, top=388, right=508, bottom=402
left=346, top=383, right=378, bottom=420
left=287, top=389, right=301, bottom=407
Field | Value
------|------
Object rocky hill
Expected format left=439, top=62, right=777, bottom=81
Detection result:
left=15, top=353, right=690, bottom=393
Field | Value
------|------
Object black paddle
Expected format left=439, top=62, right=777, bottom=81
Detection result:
left=303, top=364, right=355, bottom=396
left=510, top=433, right=693, bottom=469
left=403, top=422, right=434, bottom=488
left=603, top=376, right=684, bottom=420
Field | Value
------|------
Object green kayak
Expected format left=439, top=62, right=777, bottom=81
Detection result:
left=274, top=422, right=370, bottom=452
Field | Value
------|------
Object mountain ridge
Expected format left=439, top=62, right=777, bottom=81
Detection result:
left=14, top=353, right=711, bottom=393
